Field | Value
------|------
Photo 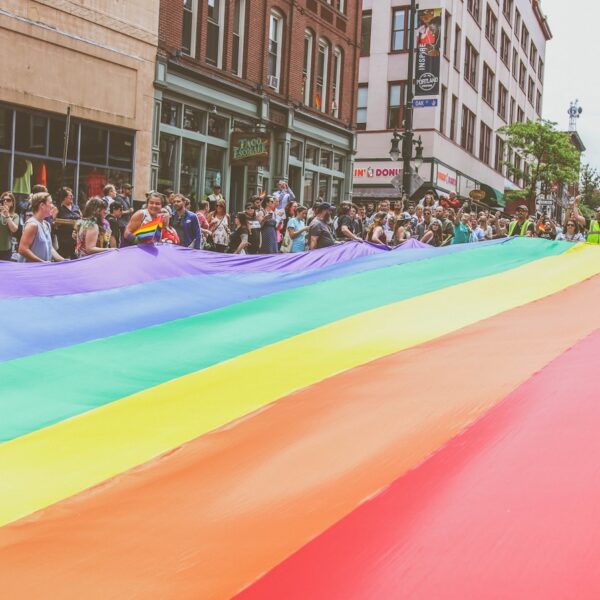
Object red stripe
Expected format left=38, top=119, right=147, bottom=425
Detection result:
left=236, top=329, right=600, bottom=599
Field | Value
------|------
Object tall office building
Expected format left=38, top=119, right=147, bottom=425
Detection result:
left=354, top=0, right=551, bottom=210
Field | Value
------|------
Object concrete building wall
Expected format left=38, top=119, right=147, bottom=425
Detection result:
left=355, top=0, right=551, bottom=205
left=0, top=0, right=159, bottom=194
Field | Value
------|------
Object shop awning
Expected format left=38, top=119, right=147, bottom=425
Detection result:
left=479, top=183, right=505, bottom=208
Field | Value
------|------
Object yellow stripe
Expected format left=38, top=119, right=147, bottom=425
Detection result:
left=1, top=244, right=599, bottom=526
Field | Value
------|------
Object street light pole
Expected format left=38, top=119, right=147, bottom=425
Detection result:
left=402, top=0, right=418, bottom=197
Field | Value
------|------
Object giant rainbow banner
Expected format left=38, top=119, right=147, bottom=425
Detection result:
left=2, top=238, right=600, bottom=598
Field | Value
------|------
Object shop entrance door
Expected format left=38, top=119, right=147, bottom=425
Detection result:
left=289, top=166, right=301, bottom=202
left=230, top=165, right=245, bottom=213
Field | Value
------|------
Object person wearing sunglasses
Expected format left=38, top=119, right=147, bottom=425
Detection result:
left=556, top=221, right=585, bottom=242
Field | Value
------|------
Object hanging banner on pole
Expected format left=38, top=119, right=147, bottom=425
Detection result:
left=415, top=8, right=442, bottom=97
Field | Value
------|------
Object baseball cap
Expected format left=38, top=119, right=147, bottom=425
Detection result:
left=517, top=204, right=528, bottom=211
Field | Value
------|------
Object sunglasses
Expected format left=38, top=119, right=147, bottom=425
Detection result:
left=567, top=223, right=576, bottom=226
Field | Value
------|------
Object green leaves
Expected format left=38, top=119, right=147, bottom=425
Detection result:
left=498, top=119, right=581, bottom=204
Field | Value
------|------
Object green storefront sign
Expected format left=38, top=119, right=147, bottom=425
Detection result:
left=231, top=132, right=270, bottom=167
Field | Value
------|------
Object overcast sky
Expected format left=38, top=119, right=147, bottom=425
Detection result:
left=542, top=0, right=599, bottom=169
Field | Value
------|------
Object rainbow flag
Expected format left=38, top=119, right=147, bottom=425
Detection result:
left=2, top=238, right=600, bottom=598
left=132, top=216, right=163, bottom=242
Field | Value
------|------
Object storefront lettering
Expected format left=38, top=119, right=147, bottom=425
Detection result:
left=437, top=168, right=457, bottom=188
left=354, top=167, right=402, bottom=178
left=232, top=137, right=268, bottom=161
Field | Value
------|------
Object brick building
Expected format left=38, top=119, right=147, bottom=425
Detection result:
left=154, top=0, right=361, bottom=211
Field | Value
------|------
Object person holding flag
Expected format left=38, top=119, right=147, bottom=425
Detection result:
left=124, top=191, right=165, bottom=245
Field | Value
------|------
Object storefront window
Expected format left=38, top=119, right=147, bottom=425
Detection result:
left=161, top=100, right=181, bottom=127
left=306, top=146, right=318, bottom=165
left=333, top=154, right=344, bottom=172
left=183, top=106, right=206, bottom=134
left=331, top=178, right=342, bottom=203
left=304, top=171, right=317, bottom=204
left=12, top=156, right=75, bottom=200
left=80, top=125, right=108, bottom=165
left=181, top=140, right=201, bottom=207
left=204, top=146, right=224, bottom=197
left=0, top=154, right=10, bottom=192
left=109, top=131, right=134, bottom=170
left=290, top=139, right=303, bottom=160
left=320, top=150, right=332, bottom=169
left=78, top=164, right=107, bottom=201
left=158, top=133, right=178, bottom=193
left=48, top=118, right=77, bottom=160
left=0, top=108, right=13, bottom=150
left=0, top=103, right=134, bottom=207
left=207, top=114, right=227, bottom=139
left=15, top=112, right=47, bottom=155
left=319, top=174, right=330, bottom=200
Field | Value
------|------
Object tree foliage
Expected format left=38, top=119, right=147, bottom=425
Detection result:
left=498, top=119, right=581, bottom=204
left=579, top=163, right=600, bottom=209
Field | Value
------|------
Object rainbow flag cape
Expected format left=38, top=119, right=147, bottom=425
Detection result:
left=132, top=216, right=163, bottom=242
left=2, top=238, right=600, bottom=598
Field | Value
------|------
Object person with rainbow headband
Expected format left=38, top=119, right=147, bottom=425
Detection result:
left=124, top=192, right=164, bottom=245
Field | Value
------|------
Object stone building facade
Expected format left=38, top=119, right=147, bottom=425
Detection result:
left=0, top=0, right=158, bottom=204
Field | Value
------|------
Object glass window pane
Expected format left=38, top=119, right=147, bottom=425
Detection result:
left=390, top=85, right=401, bottom=106
left=358, top=87, right=368, bottom=106
left=304, top=171, right=316, bottom=204
left=204, top=146, right=224, bottom=197
left=161, top=100, right=182, bottom=127
left=79, top=164, right=110, bottom=203
left=15, top=112, right=48, bottom=155
left=318, top=175, right=330, bottom=201
left=331, top=178, right=341, bottom=203
left=158, top=133, right=178, bottom=193
left=108, top=130, right=134, bottom=169
left=0, top=154, right=11, bottom=193
left=80, top=125, right=108, bottom=164
left=333, top=154, right=344, bottom=172
left=0, top=108, right=12, bottom=150
left=306, top=146, right=318, bottom=164
left=320, top=150, right=332, bottom=168
left=207, top=115, right=227, bottom=139
left=290, top=140, right=303, bottom=160
left=181, top=140, right=201, bottom=207
left=49, top=118, right=77, bottom=160
left=183, top=106, right=206, bottom=133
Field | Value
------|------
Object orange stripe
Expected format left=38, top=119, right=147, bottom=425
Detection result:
left=2, top=276, right=600, bottom=599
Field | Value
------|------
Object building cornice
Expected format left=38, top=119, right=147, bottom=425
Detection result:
left=532, top=0, right=553, bottom=41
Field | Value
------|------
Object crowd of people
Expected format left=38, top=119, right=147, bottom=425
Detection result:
left=1, top=182, right=599, bottom=264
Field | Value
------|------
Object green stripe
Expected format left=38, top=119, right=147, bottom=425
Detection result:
left=0, top=239, right=567, bottom=442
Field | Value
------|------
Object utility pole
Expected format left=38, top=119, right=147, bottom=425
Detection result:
left=402, top=0, right=417, bottom=197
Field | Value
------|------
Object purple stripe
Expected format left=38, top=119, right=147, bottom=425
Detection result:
left=0, top=242, right=389, bottom=298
